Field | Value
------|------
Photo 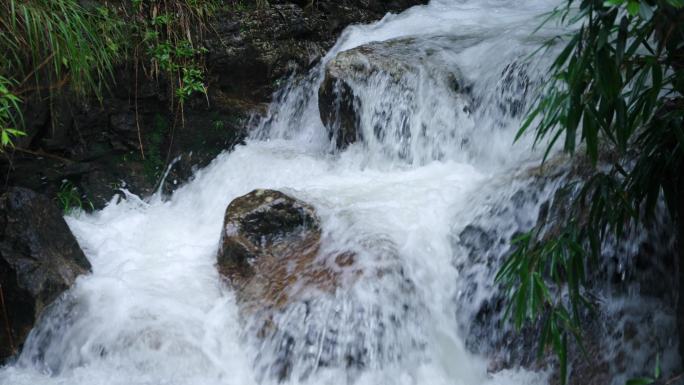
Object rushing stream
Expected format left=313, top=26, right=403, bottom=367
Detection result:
left=1, top=0, right=679, bottom=384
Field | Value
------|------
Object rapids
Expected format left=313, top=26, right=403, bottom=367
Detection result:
left=2, top=1, right=672, bottom=385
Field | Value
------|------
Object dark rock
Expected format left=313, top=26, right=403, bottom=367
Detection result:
left=109, top=112, right=137, bottom=133
left=159, top=110, right=248, bottom=196
left=217, top=189, right=423, bottom=381
left=0, top=187, right=91, bottom=361
left=319, top=38, right=419, bottom=149
left=319, top=37, right=469, bottom=150
left=218, top=189, right=320, bottom=271
left=217, top=189, right=335, bottom=308
left=210, top=1, right=429, bottom=105
left=318, top=74, right=360, bottom=149
left=453, top=160, right=680, bottom=385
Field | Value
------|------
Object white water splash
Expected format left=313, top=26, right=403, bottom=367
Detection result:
left=1, top=0, right=630, bottom=384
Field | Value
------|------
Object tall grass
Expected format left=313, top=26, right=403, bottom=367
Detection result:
left=0, top=0, right=218, bottom=153
left=0, top=0, right=123, bottom=150
left=0, top=0, right=123, bottom=97
left=0, top=76, right=25, bottom=149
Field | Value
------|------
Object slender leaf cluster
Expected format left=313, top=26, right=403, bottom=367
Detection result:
left=0, top=0, right=124, bottom=151
left=496, top=223, right=587, bottom=383
left=55, top=180, right=94, bottom=214
left=500, top=0, right=683, bottom=383
left=0, top=0, right=219, bottom=156
left=0, top=76, right=26, bottom=149
left=0, top=0, right=123, bottom=97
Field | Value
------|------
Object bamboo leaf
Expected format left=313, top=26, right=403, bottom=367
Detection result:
left=626, top=378, right=654, bottom=385
left=627, top=1, right=639, bottom=16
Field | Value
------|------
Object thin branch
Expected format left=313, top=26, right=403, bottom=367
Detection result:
left=134, top=54, right=145, bottom=160
left=13, top=75, right=69, bottom=96
left=665, top=372, right=684, bottom=385
left=0, top=284, right=15, bottom=354
left=19, top=52, right=55, bottom=85
left=13, top=147, right=74, bottom=164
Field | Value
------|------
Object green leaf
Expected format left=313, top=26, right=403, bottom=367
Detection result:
left=4, top=128, right=26, bottom=136
left=616, top=16, right=628, bottom=64
left=534, top=273, right=552, bottom=301
left=627, top=1, right=639, bottom=15
left=1, top=131, right=10, bottom=146
left=583, top=105, right=599, bottom=163
left=626, top=377, right=654, bottom=385
left=505, top=2, right=683, bottom=385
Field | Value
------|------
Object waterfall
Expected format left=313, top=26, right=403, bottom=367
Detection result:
left=0, top=1, right=679, bottom=385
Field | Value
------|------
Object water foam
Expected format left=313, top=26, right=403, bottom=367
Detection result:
left=1, top=1, right=578, bottom=384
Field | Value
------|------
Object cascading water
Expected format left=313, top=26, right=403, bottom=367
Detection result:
left=1, top=1, right=679, bottom=385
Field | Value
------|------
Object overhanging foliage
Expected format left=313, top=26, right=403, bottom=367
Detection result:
left=498, top=0, right=684, bottom=383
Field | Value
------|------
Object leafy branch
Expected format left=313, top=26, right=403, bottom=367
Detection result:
left=500, top=0, right=684, bottom=383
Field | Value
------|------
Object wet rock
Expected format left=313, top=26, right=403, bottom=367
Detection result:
left=319, top=72, right=360, bottom=149
left=210, top=1, right=429, bottom=105
left=0, top=187, right=91, bottom=361
left=217, top=189, right=337, bottom=308
left=319, top=38, right=419, bottom=149
left=452, top=161, right=681, bottom=385
left=319, top=37, right=470, bottom=150
left=158, top=111, right=248, bottom=196
left=217, top=189, right=423, bottom=381
left=495, top=62, right=531, bottom=118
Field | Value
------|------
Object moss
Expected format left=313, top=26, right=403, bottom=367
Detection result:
left=143, top=113, right=169, bottom=183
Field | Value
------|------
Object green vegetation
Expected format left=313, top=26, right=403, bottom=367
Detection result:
left=498, top=0, right=684, bottom=383
left=0, top=0, right=217, bottom=155
left=56, top=180, right=94, bottom=214
left=0, top=0, right=219, bottom=206
left=126, top=0, right=216, bottom=125
left=0, top=0, right=123, bottom=151
left=0, top=0, right=123, bottom=97
left=0, top=76, right=25, bottom=150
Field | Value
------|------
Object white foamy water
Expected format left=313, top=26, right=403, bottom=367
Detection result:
left=0, top=0, right=579, bottom=384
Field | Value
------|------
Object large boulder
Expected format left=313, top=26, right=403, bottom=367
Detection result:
left=217, top=189, right=422, bottom=381
left=217, top=189, right=353, bottom=309
left=318, top=37, right=472, bottom=154
left=0, top=187, right=91, bottom=361
left=319, top=38, right=422, bottom=149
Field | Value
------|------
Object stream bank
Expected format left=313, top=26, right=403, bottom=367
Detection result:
left=0, top=0, right=427, bottom=209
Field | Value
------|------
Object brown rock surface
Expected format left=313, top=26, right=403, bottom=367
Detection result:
left=217, top=189, right=357, bottom=310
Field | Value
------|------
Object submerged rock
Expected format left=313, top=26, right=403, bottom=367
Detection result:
left=451, top=161, right=681, bottom=385
left=0, top=187, right=91, bottom=361
left=318, top=36, right=473, bottom=155
left=319, top=67, right=360, bottom=149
